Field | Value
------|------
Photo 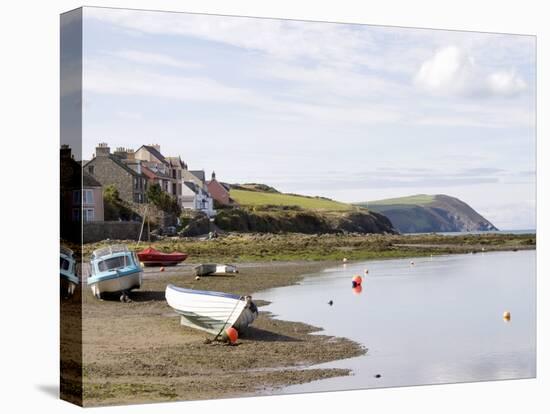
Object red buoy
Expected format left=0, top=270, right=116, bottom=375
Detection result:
left=225, top=327, right=238, bottom=344
left=352, top=275, right=363, bottom=286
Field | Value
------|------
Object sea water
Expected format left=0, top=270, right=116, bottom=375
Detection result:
left=258, top=250, right=536, bottom=393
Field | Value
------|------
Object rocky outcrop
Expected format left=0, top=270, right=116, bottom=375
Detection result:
left=212, top=207, right=396, bottom=235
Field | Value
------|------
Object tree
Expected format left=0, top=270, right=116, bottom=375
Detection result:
left=146, top=183, right=181, bottom=216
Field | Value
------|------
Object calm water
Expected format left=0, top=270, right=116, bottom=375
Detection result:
left=258, top=250, right=536, bottom=393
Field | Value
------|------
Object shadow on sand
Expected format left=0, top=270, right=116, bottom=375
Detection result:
left=240, top=326, right=302, bottom=343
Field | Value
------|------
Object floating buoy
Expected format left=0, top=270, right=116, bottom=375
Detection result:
left=195, top=276, right=201, bottom=281
left=503, top=311, right=511, bottom=321
left=352, top=275, right=362, bottom=287
left=140, top=262, right=145, bottom=267
left=328, top=300, right=333, bottom=306
left=352, top=285, right=363, bottom=295
left=342, top=257, right=348, bottom=263
left=224, top=327, right=238, bottom=344
left=364, top=268, right=369, bottom=275
left=410, top=261, right=415, bottom=266
left=375, top=374, right=381, bottom=378
left=160, top=266, right=165, bottom=272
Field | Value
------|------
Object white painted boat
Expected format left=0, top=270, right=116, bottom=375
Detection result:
left=88, top=245, right=142, bottom=300
left=165, top=284, right=258, bottom=335
left=195, top=263, right=239, bottom=276
left=60, top=246, right=79, bottom=298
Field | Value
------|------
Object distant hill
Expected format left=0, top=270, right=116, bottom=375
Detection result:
left=356, top=194, right=498, bottom=234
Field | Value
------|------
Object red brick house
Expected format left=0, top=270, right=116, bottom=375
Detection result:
left=206, top=171, right=236, bottom=207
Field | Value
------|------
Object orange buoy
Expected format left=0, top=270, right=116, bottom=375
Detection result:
left=352, top=285, right=363, bottom=295
left=503, top=311, right=511, bottom=321
left=352, top=275, right=362, bottom=287
left=225, top=327, right=238, bottom=344
left=160, top=266, right=165, bottom=272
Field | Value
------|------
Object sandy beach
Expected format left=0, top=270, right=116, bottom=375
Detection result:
left=77, top=261, right=364, bottom=406
left=59, top=233, right=536, bottom=406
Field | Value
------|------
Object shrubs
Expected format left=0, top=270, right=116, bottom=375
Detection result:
left=147, top=184, right=181, bottom=216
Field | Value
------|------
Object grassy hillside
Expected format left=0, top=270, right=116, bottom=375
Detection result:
left=369, top=194, right=435, bottom=206
left=230, top=189, right=354, bottom=211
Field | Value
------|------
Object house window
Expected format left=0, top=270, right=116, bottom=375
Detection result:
left=82, top=189, right=94, bottom=205
left=88, top=165, right=94, bottom=175
left=83, top=208, right=95, bottom=222
left=72, top=190, right=80, bottom=205
left=134, top=178, right=138, bottom=189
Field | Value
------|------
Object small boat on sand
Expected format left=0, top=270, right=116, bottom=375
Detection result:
left=60, top=246, right=79, bottom=298
left=88, top=245, right=142, bottom=301
left=195, top=263, right=238, bottom=276
left=165, top=284, right=258, bottom=335
left=137, top=246, right=188, bottom=267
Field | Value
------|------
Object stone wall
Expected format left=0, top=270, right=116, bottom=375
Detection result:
left=83, top=221, right=149, bottom=243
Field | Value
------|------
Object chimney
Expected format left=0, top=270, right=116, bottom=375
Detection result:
left=211, top=171, right=216, bottom=181
left=96, top=142, right=110, bottom=157
left=60, top=144, right=71, bottom=159
left=114, top=147, right=127, bottom=159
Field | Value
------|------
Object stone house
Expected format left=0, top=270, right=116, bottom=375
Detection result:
left=60, top=145, right=104, bottom=223
left=84, top=143, right=148, bottom=204
left=206, top=171, right=236, bottom=206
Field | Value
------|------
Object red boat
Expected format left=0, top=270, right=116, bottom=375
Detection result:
left=137, top=247, right=188, bottom=267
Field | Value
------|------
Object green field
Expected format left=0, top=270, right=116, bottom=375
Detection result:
left=365, top=194, right=436, bottom=206
left=230, top=189, right=354, bottom=211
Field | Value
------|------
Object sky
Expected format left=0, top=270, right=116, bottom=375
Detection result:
left=79, top=7, right=536, bottom=230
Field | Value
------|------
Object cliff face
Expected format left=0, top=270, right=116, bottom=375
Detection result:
left=211, top=207, right=396, bottom=235
left=358, top=194, right=498, bottom=234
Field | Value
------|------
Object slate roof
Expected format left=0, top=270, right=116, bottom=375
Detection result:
left=184, top=181, right=199, bottom=194
left=83, top=172, right=102, bottom=187
left=138, top=145, right=168, bottom=164
left=189, top=170, right=206, bottom=182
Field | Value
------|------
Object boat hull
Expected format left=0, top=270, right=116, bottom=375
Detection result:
left=195, top=264, right=238, bottom=276
left=165, top=284, right=257, bottom=335
left=89, top=271, right=142, bottom=297
left=138, top=248, right=187, bottom=267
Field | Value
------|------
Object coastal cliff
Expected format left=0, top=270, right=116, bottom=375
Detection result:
left=357, top=194, right=498, bottom=234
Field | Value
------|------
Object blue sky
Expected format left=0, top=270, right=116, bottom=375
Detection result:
left=80, top=7, right=536, bottom=229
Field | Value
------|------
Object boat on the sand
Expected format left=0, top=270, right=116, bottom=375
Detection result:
left=60, top=246, right=79, bottom=298
left=195, top=263, right=238, bottom=276
left=137, top=246, right=188, bottom=267
left=88, top=244, right=142, bottom=301
left=165, top=284, right=258, bottom=335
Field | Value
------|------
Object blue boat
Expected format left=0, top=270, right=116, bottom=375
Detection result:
left=60, top=246, right=79, bottom=298
left=88, top=244, right=142, bottom=301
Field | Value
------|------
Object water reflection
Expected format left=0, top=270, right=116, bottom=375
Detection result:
left=258, top=250, right=536, bottom=393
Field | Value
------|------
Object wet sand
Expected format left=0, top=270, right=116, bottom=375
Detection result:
left=79, top=261, right=365, bottom=406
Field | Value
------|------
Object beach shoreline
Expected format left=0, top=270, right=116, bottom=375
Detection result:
left=73, top=233, right=536, bottom=406
left=79, top=260, right=366, bottom=406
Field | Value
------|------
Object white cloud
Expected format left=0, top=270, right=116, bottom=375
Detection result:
left=414, top=45, right=527, bottom=97
left=109, top=50, right=201, bottom=69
